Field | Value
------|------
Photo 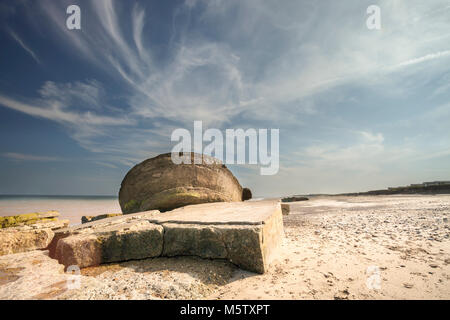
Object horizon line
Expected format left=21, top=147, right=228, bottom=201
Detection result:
left=0, top=194, right=118, bottom=198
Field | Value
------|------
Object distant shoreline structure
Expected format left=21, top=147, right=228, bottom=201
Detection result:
left=285, top=180, right=450, bottom=198
left=340, top=181, right=450, bottom=196
left=2, top=180, right=450, bottom=200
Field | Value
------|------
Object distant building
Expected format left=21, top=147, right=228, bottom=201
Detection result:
left=423, top=181, right=450, bottom=187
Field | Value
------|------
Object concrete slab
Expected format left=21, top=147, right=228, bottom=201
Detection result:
left=49, top=201, right=284, bottom=274
left=55, top=221, right=164, bottom=268
left=0, top=213, right=69, bottom=256
left=148, top=200, right=280, bottom=225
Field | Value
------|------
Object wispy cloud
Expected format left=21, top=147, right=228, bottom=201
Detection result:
left=24, top=0, right=450, bottom=129
left=0, top=93, right=131, bottom=126
left=395, top=50, right=450, bottom=68
left=2, top=152, right=61, bottom=162
left=8, top=29, right=41, bottom=64
left=1, top=0, right=450, bottom=194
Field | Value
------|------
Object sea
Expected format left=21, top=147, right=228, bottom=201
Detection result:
left=0, top=195, right=121, bottom=225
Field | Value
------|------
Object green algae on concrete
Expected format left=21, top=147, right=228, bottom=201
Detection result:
left=123, top=200, right=141, bottom=214
left=0, top=211, right=59, bottom=229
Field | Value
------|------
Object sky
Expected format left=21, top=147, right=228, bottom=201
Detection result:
left=0, top=0, right=449, bottom=197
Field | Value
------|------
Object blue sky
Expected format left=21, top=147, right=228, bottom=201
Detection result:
left=0, top=0, right=449, bottom=196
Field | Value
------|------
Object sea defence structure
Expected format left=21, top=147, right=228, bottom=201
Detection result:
left=48, top=201, right=284, bottom=274
left=119, top=153, right=250, bottom=214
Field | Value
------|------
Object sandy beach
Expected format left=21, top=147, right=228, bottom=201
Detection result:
left=211, top=195, right=450, bottom=299
left=1, top=194, right=448, bottom=300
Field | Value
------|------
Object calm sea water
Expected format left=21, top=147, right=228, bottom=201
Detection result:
left=0, top=195, right=121, bottom=225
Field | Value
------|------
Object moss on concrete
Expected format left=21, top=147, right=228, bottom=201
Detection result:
left=123, top=200, right=142, bottom=214
left=0, top=212, right=59, bottom=229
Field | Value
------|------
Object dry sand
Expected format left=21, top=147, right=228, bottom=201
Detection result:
left=0, top=194, right=449, bottom=300
left=210, top=195, right=450, bottom=299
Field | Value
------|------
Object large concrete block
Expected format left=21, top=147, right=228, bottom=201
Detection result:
left=0, top=213, right=69, bottom=256
left=151, top=201, right=284, bottom=273
left=0, top=228, right=54, bottom=256
left=50, top=202, right=284, bottom=274
left=47, top=210, right=161, bottom=258
left=55, top=233, right=102, bottom=268
left=119, top=153, right=246, bottom=213
left=162, top=223, right=266, bottom=272
left=98, top=221, right=164, bottom=263
left=54, top=220, right=164, bottom=268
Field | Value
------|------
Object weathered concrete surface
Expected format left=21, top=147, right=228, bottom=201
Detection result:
left=148, top=200, right=281, bottom=225
left=49, top=201, right=284, bottom=274
left=162, top=223, right=265, bottom=273
left=281, top=203, right=290, bottom=215
left=0, top=250, right=70, bottom=299
left=47, top=211, right=159, bottom=258
left=81, top=213, right=122, bottom=224
left=119, top=153, right=246, bottom=213
left=0, top=215, right=69, bottom=256
left=50, top=211, right=162, bottom=268
left=151, top=201, right=284, bottom=273
left=0, top=228, right=54, bottom=256
left=55, top=221, right=164, bottom=268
